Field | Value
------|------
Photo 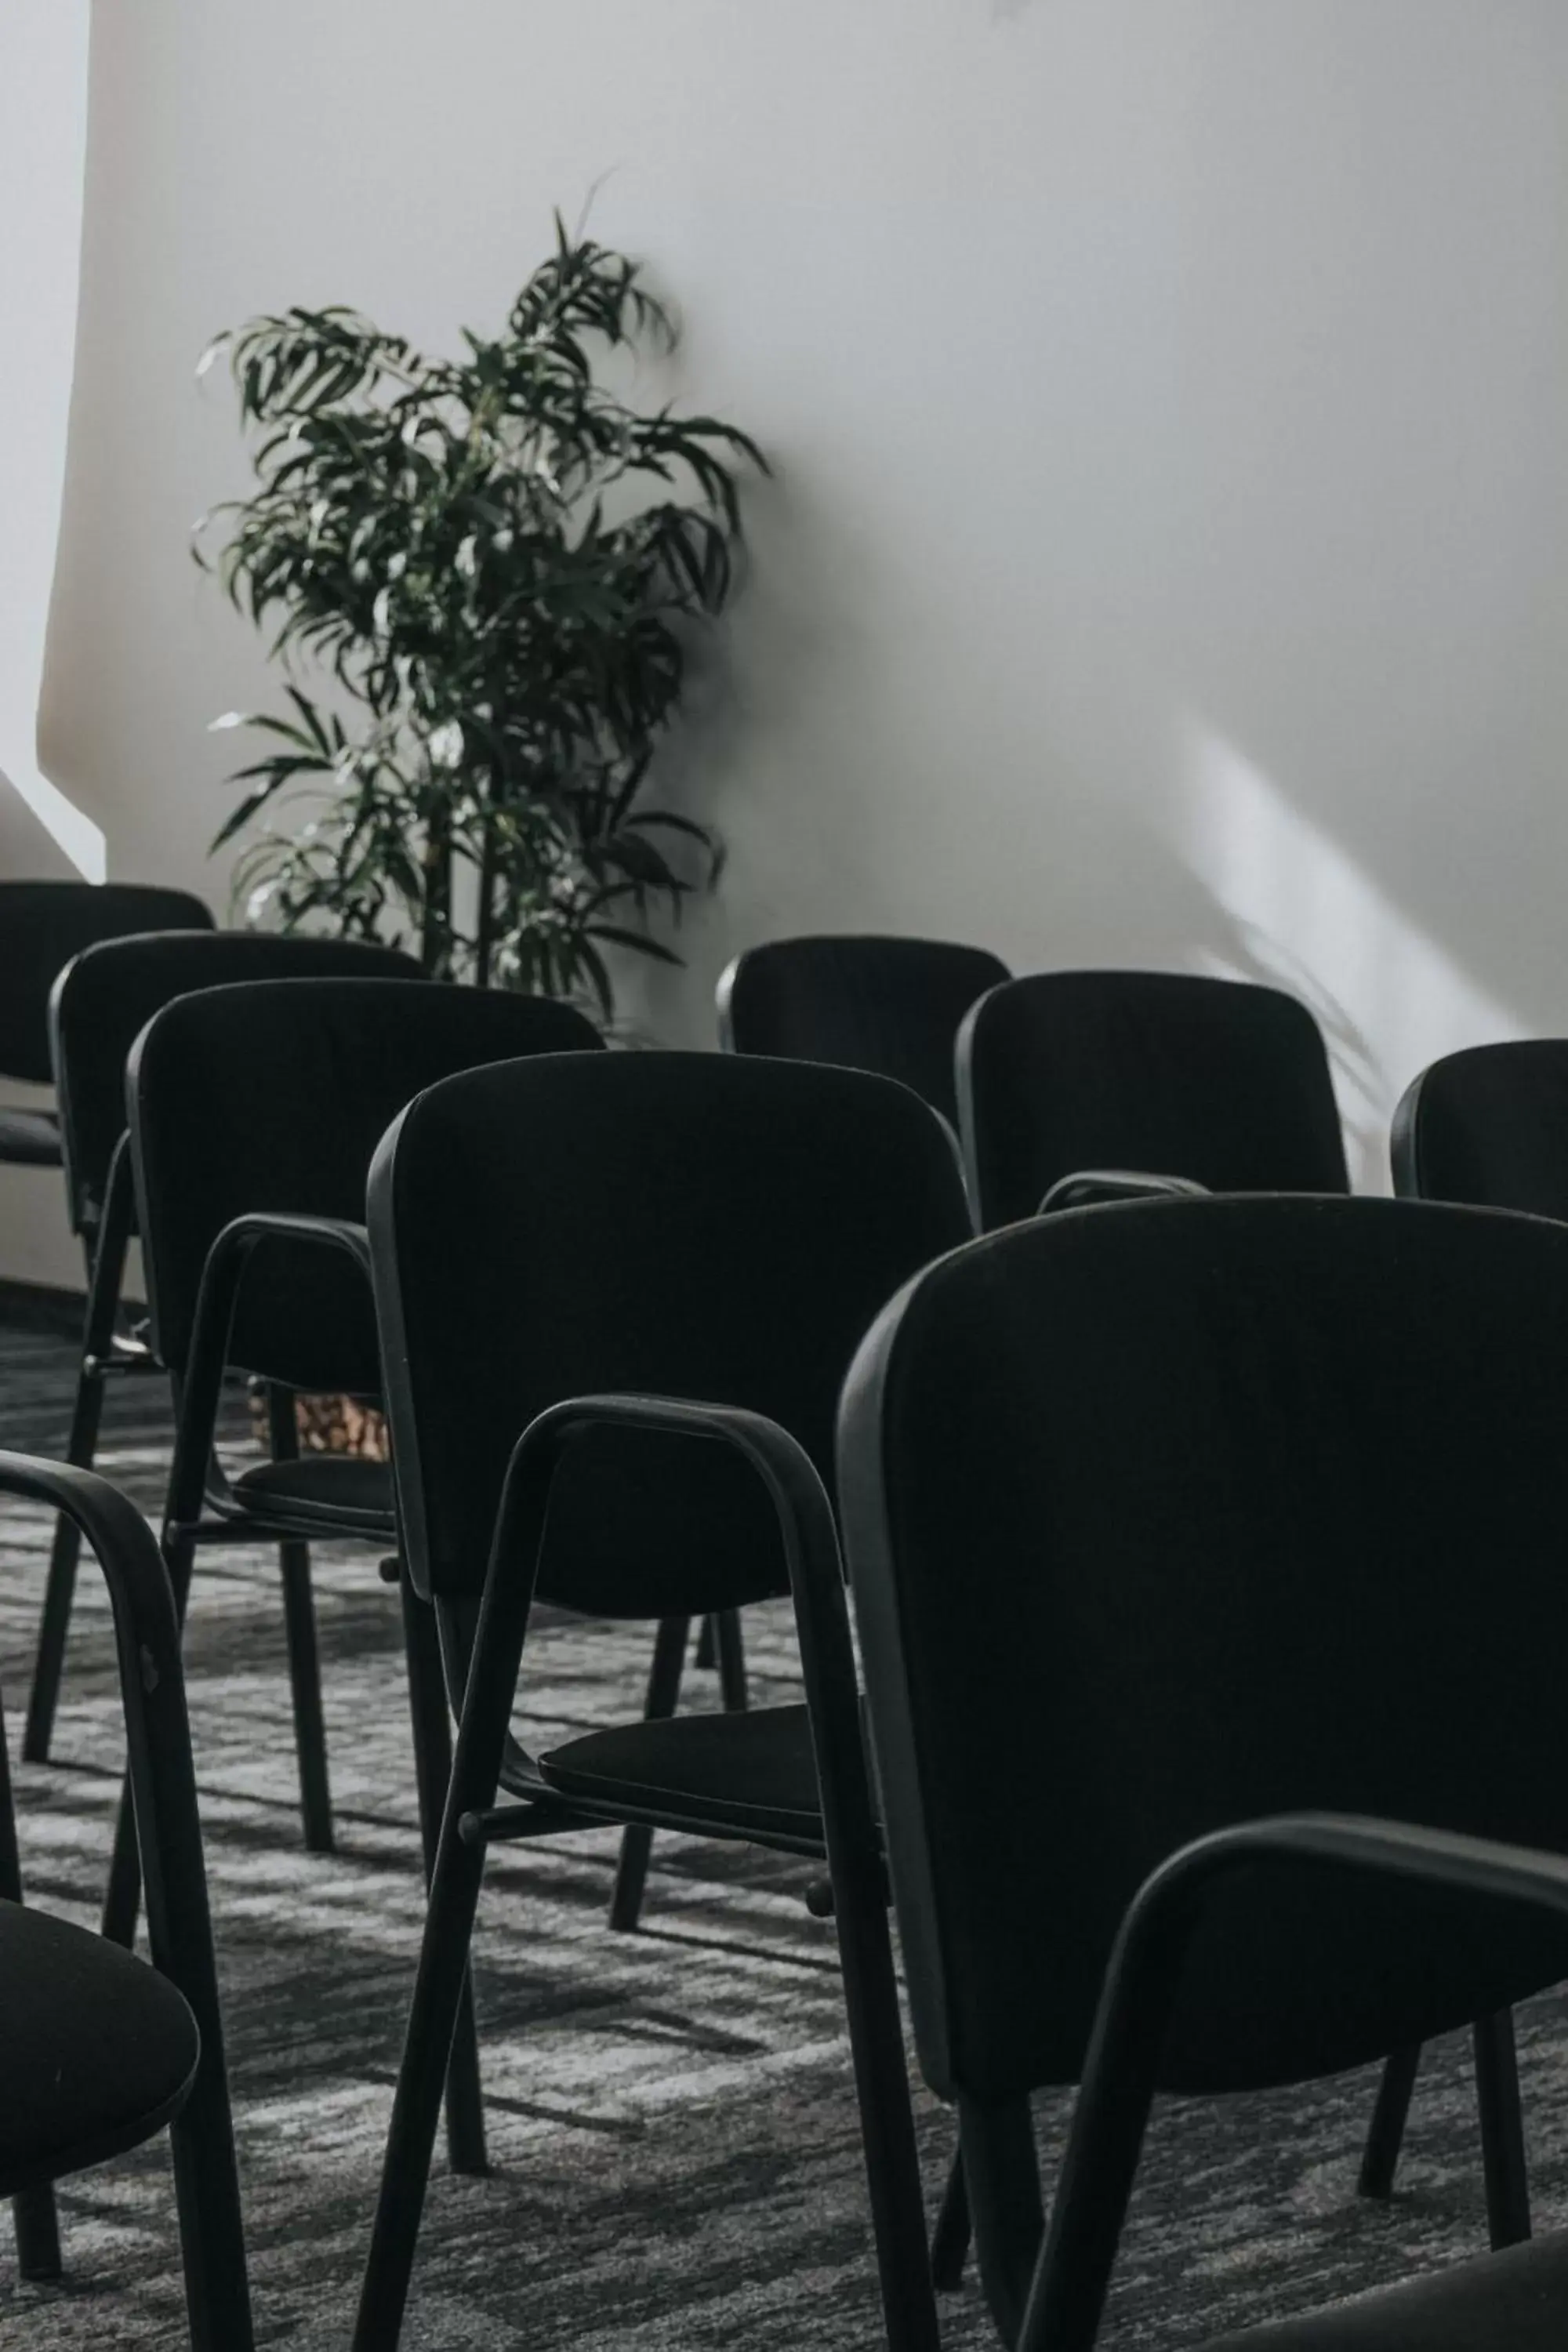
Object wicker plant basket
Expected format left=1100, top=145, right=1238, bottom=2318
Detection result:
left=248, top=1382, right=389, bottom=1461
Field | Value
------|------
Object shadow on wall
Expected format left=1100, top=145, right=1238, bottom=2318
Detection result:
left=599, top=463, right=906, bottom=1049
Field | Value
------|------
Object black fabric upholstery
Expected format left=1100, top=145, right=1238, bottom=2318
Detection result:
left=232, top=1454, right=394, bottom=1537
left=957, top=970, right=1348, bottom=1229
left=370, top=1052, right=972, bottom=1607
left=52, top=930, right=419, bottom=1234
left=0, top=882, right=211, bottom=1084
left=0, top=1894, right=199, bottom=2194
left=129, top=979, right=601, bottom=1390
left=0, top=1105, right=62, bottom=1167
left=718, top=935, right=1008, bottom=1128
left=541, top=1704, right=821, bottom=1842
left=1200, top=2229, right=1568, bottom=2348
left=1392, top=1040, right=1568, bottom=1218
left=839, top=1196, right=1568, bottom=2107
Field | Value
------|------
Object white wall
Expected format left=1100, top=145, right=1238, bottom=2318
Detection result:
left=0, top=5, right=97, bottom=1286
left=16, top=0, right=1568, bottom=1277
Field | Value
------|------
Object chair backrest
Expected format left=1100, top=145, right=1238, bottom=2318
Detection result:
left=1392, top=1040, right=1568, bottom=1218
left=717, top=935, right=1009, bottom=1130
left=0, top=882, right=212, bottom=1083
left=129, top=979, right=601, bottom=1390
left=839, top=1195, right=1568, bottom=2111
left=52, top=931, right=421, bottom=1235
left=957, top=970, right=1348, bottom=1229
left=371, top=1052, right=972, bottom=1610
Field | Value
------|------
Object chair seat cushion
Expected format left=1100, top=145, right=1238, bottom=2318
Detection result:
left=0, top=1107, right=62, bottom=1167
left=232, top=1453, right=394, bottom=1537
left=0, top=1897, right=199, bottom=2194
left=540, top=1703, right=824, bottom=1844
left=1203, top=2228, right=1568, bottom=2350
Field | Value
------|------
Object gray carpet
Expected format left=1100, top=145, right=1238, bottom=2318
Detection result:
left=2, top=1315, right=1566, bottom=2350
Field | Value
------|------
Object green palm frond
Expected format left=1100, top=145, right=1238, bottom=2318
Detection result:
left=199, top=225, right=764, bottom=1005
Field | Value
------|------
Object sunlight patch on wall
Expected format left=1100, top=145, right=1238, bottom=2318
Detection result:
left=1180, top=717, right=1523, bottom=1188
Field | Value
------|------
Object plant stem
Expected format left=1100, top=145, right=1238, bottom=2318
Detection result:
left=474, top=800, right=496, bottom=989
left=421, top=800, right=452, bottom=978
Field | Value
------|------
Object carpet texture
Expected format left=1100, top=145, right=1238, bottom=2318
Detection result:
left=1, top=1316, right=1566, bottom=2348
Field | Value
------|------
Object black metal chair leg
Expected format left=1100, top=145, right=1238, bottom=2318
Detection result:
left=12, top=2185, right=63, bottom=2282
left=101, top=1770, right=143, bottom=1950
left=831, top=1817, right=942, bottom=2348
left=931, top=2140, right=971, bottom=2291
left=1359, top=2025, right=1529, bottom=2233
left=1358, top=2044, right=1421, bottom=2199
left=714, top=1607, right=749, bottom=1713
left=278, top=1536, right=332, bottom=1852
left=351, top=1550, right=533, bottom=2352
left=397, top=1564, right=488, bottom=2178
left=695, top=1613, right=717, bottom=1669
left=0, top=1671, right=63, bottom=2275
left=608, top=1613, right=691, bottom=1933
left=21, top=1359, right=106, bottom=1762
left=353, top=1822, right=488, bottom=2350
left=19, top=1453, right=256, bottom=2348
left=102, top=1525, right=196, bottom=1949
left=24, top=1198, right=134, bottom=1765
left=266, top=1386, right=333, bottom=1854
left=1475, top=2008, right=1530, bottom=2249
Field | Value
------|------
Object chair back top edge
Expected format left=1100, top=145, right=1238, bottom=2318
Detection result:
left=51, top=931, right=421, bottom=1233
left=128, top=975, right=601, bottom=1388
left=719, top=933, right=1010, bottom=1128
left=956, top=968, right=1349, bottom=1228
left=0, top=883, right=212, bottom=1083
left=1392, top=1039, right=1568, bottom=1221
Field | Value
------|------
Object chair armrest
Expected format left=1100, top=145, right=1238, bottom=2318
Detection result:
left=494, top=1389, right=839, bottom=1604
left=169, top=1212, right=373, bottom=1529
left=207, top=1210, right=372, bottom=1276
left=464, top=1394, right=873, bottom=1866
left=1021, top=1811, right=1568, bottom=2352
left=0, top=1451, right=252, bottom=2334
left=0, top=1454, right=193, bottom=1882
left=1038, top=1169, right=1210, bottom=1215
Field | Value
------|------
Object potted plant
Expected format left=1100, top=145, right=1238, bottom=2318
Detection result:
left=197, top=218, right=764, bottom=1450
left=198, top=214, right=764, bottom=1017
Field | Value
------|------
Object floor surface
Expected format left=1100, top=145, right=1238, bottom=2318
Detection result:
left=1, top=1318, right=1565, bottom=2348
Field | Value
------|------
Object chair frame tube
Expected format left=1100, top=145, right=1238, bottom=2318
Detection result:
left=0, top=1451, right=252, bottom=2350
left=1008, top=1813, right=1568, bottom=2352
left=352, top=1391, right=940, bottom=2352
left=96, top=1210, right=489, bottom=2179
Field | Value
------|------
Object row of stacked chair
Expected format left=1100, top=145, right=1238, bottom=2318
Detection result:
left=1, top=884, right=1567, bottom=2349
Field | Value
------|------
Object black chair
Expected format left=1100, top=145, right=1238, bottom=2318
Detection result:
left=105, top=969, right=601, bottom=1929
left=1351, top=1036, right=1568, bottom=2225
left=837, top=1194, right=1568, bottom=2350
left=957, top=971, right=1348, bottom=1229
left=1391, top=1040, right=1568, bottom=1219
left=102, top=975, right=601, bottom=2191
left=0, top=880, right=211, bottom=1174
left=713, top=935, right=1006, bottom=1697
left=112, top=971, right=600, bottom=1860
left=946, top=971, right=1485, bottom=2266
left=718, top=932, right=1009, bottom=1134
left=0, top=1452, right=249, bottom=2347
left=350, top=1051, right=973, bottom=2352
left=24, top=928, right=422, bottom=1766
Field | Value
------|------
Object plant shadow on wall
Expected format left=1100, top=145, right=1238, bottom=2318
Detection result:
left=194, top=217, right=767, bottom=1023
